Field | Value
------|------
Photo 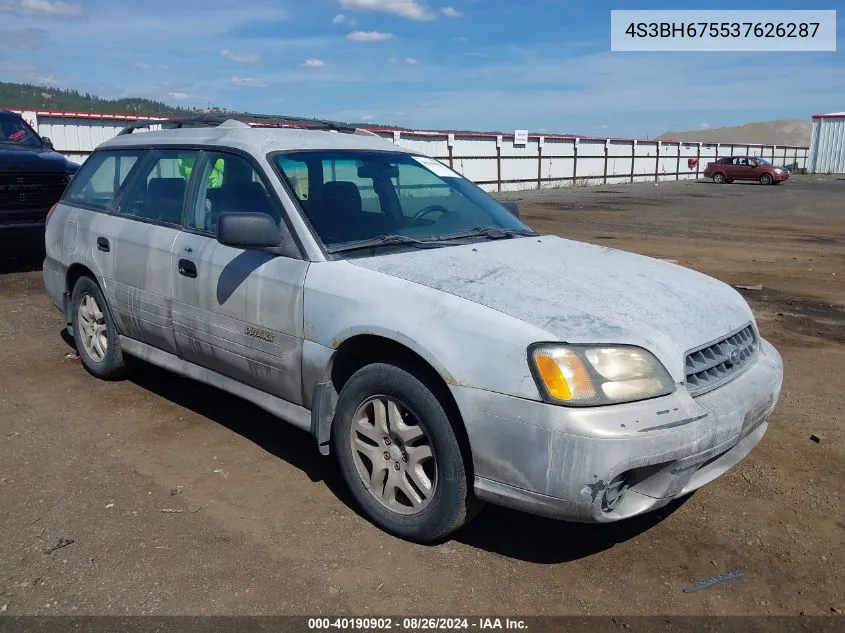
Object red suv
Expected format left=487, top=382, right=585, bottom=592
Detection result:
left=704, top=156, right=789, bottom=185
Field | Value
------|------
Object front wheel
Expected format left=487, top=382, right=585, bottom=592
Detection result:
left=759, top=173, right=773, bottom=185
left=332, top=363, right=478, bottom=543
left=712, top=172, right=726, bottom=184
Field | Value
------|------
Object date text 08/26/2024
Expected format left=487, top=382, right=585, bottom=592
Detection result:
left=307, top=618, right=527, bottom=630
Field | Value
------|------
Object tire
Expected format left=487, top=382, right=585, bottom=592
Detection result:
left=725, top=179, right=734, bottom=184
left=331, top=362, right=477, bottom=543
left=70, top=275, right=127, bottom=380
left=712, top=172, right=726, bottom=184
left=759, top=173, right=773, bottom=185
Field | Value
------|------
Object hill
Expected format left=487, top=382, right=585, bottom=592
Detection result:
left=0, top=82, right=194, bottom=117
left=0, top=81, right=395, bottom=129
left=658, top=119, right=811, bottom=147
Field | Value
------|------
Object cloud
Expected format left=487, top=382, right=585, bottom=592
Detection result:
left=167, top=92, right=192, bottom=101
left=338, top=0, right=435, bottom=21
left=346, top=31, right=395, bottom=42
left=36, top=73, right=61, bottom=86
left=697, top=122, right=711, bottom=129
left=440, top=6, right=462, bottom=17
left=220, top=49, right=260, bottom=63
left=133, top=61, right=151, bottom=69
left=302, top=58, right=326, bottom=68
left=332, top=14, right=345, bottom=23
left=0, top=0, right=82, bottom=16
left=361, top=114, right=376, bottom=121
left=404, top=57, right=419, bottom=65
left=0, top=27, right=49, bottom=50
left=231, top=76, right=269, bottom=88
left=452, top=36, right=468, bottom=43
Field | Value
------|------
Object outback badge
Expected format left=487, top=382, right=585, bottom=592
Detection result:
left=245, top=326, right=275, bottom=342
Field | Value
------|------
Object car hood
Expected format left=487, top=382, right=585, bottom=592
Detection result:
left=0, top=145, right=78, bottom=173
left=348, top=235, right=755, bottom=380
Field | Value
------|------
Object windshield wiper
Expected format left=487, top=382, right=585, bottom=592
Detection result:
left=326, top=234, right=452, bottom=254
left=438, top=227, right=537, bottom=241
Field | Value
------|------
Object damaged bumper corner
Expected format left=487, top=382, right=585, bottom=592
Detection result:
left=452, top=338, right=783, bottom=523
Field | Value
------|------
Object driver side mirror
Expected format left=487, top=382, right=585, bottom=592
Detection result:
left=42, top=136, right=54, bottom=150
left=217, top=212, right=283, bottom=249
left=502, top=200, right=520, bottom=218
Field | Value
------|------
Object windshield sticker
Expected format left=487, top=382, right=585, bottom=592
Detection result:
left=413, top=155, right=460, bottom=179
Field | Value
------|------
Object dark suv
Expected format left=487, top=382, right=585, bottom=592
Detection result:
left=1, top=109, right=79, bottom=230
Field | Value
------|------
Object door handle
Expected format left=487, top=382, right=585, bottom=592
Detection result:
left=178, top=258, right=197, bottom=279
left=96, top=236, right=110, bottom=252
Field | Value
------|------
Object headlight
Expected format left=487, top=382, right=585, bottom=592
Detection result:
left=528, top=344, right=675, bottom=406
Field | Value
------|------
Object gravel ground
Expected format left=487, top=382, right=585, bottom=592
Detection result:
left=0, top=175, right=843, bottom=618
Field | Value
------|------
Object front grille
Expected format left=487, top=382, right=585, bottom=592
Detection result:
left=0, top=173, right=69, bottom=211
left=685, top=324, right=758, bottom=396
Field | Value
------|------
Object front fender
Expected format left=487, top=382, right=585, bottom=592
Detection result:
left=302, top=261, right=550, bottom=400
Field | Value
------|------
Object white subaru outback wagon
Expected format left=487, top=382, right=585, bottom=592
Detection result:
left=43, top=116, right=783, bottom=542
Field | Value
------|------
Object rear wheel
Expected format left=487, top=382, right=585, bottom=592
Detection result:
left=759, top=173, right=773, bottom=185
left=70, top=276, right=127, bottom=380
left=332, top=362, right=478, bottom=543
left=712, top=172, right=726, bottom=184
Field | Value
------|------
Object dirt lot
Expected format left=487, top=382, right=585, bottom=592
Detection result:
left=1, top=176, right=843, bottom=617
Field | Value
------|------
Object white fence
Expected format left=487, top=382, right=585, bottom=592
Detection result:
left=14, top=109, right=810, bottom=193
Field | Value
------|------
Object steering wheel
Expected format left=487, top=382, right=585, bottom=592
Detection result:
left=409, top=204, right=451, bottom=227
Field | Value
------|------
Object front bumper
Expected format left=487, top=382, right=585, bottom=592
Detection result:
left=452, top=338, right=783, bottom=522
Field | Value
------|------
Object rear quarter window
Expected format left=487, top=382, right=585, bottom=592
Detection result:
left=63, top=150, right=142, bottom=210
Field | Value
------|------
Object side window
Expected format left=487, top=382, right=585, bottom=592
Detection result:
left=276, top=157, right=309, bottom=201
left=188, top=152, right=279, bottom=234
left=118, top=150, right=198, bottom=225
left=63, top=151, right=140, bottom=210
left=322, top=158, right=382, bottom=214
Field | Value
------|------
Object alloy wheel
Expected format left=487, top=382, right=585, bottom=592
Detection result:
left=349, top=396, right=437, bottom=515
left=77, top=292, right=108, bottom=362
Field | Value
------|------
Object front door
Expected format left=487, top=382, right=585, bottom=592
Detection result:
left=170, top=150, right=308, bottom=404
left=109, top=149, right=199, bottom=355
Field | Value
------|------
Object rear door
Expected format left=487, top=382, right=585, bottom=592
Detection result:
left=109, top=148, right=199, bottom=355
left=170, top=150, right=308, bottom=404
left=58, top=149, right=144, bottom=295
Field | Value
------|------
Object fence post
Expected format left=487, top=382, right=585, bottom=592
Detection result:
left=496, top=135, right=502, bottom=193
left=603, top=139, right=609, bottom=184
left=537, top=136, right=544, bottom=190
left=654, top=141, right=660, bottom=182
left=675, top=142, right=681, bottom=180
left=793, top=146, right=798, bottom=170
left=630, top=139, right=636, bottom=183
left=696, top=142, right=702, bottom=179
left=447, top=133, right=455, bottom=168
left=573, top=138, right=579, bottom=185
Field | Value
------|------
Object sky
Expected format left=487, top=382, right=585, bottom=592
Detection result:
left=0, top=0, right=842, bottom=138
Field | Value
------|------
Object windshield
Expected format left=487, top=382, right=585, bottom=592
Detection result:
left=273, top=150, right=534, bottom=248
left=0, top=113, right=44, bottom=149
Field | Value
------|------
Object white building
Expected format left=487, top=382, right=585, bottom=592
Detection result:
left=807, top=111, right=845, bottom=174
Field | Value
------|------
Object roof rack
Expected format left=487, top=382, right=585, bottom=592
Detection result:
left=117, top=113, right=370, bottom=136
